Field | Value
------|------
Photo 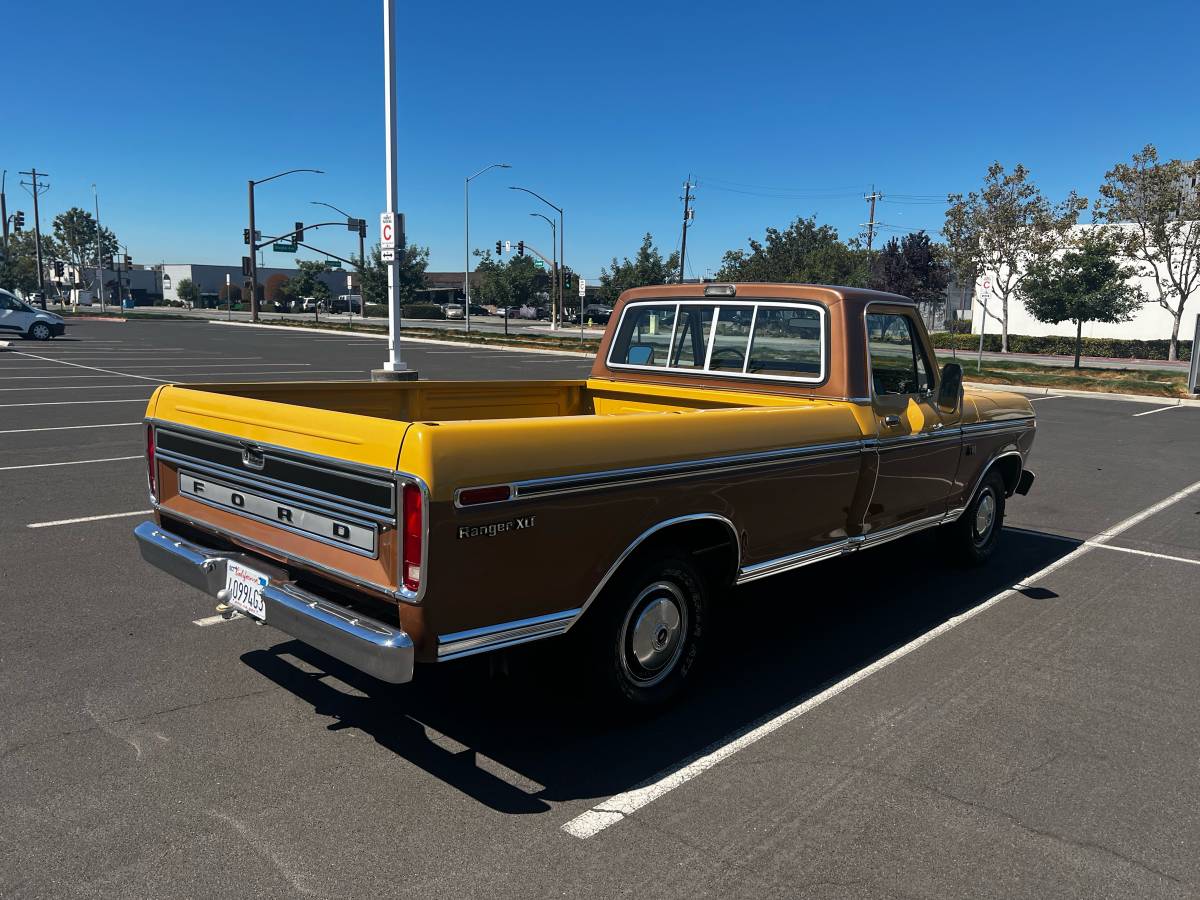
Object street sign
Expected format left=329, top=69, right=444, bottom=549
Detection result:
left=272, top=242, right=297, bottom=253
left=578, top=278, right=587, bottom=298
left=533, top=258, right=545, bottom=270
left=325, top=260, right=342, bottom=269
left=504, top=240, right=511, bottom=253
left=380, top=212, right=396, bottom=251
left=381, top=248, right=396, bottom=262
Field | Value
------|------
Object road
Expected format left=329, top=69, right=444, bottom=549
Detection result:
left=2, top=319, right=1198, bottom=899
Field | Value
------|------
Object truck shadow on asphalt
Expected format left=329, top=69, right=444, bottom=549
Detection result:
left=240, top=527, right=1079, bottom=815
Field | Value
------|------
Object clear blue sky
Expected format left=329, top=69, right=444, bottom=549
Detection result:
left=4, top=0, right=1196, bottom=281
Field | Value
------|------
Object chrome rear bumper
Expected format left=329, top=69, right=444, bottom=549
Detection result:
left=134, top=521, right=414, bottom=684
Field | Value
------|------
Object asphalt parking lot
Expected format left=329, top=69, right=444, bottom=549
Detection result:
left=2, top=319, right=1198, bottom=899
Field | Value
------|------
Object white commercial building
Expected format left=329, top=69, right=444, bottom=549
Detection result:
left=970, top=223, right=1199, bottom=343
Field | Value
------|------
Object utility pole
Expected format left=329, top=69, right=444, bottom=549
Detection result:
left=93, top=184, right=104, bottom=311
left=1, top=170, right=8, bottom=250
left=19, top=168, right=48, bottom=308
left=247, top=180, right=259, bottom=321
left=679, top=176, right=694, bottom=283
left=862, top=185, right=883, bottom=253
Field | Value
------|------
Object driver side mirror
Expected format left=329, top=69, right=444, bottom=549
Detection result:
left=937, top=362, right=963, bottom=413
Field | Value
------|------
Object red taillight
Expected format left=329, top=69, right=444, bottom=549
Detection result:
left=402, top=482, right=423, bottom=593
left=145, top=424, right=157, bottom=499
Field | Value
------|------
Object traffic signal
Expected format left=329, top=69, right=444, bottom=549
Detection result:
left=294, top=222, right=304, bottom=246
left=13, top=211, right=24, bottom=232
left=54, top=260, right=64, bottom=277
left=104, top=256, right=114, bottom=269
left=242, top=256, right=252, bottom=277
left=124, top=255, right=132, bottom=268
left=517, top=241, right=524, bottom=257
left=244, top=228, right=251, bottom=245
left=495, top=240, right=502, bottom=255
left=358, top=219, right=367, bottom=238
left=563, top=272, right=573, bottom=291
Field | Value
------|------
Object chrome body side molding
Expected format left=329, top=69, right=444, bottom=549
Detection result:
left=437, top=609, right=581, bottom=661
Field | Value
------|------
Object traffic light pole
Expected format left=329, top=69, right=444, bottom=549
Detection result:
left=247, top=180, right=259, bottom=322
left=20, top=169, right=48, bottom=308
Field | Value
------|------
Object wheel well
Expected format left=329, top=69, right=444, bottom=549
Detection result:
left=989, top=453, right=1023, bottom=497
left=625, top=518, right=741, bottom=593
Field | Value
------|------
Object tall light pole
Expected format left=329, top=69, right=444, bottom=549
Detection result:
left=509, top=186, right=563, bottom=330
left=311, top=200, right=366, bottom=287
left=464, top=163, right=510, bottom=332
left=92, top=184, right=104, bottom=311
left=247, top=168, right=323, bottom=322
left=530, top=212, right=557, bottom=322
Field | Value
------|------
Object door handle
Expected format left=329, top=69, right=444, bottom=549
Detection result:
left=882, top=415, right=902, bottom=427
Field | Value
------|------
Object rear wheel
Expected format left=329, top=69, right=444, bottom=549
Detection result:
left=580, top=552, right=708, bottom=711
left=28, top=321, right=53, bottom=341
left=943, top=470, right=1006, bottom=565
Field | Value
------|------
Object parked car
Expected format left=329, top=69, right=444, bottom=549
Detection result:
left=134, top=283, right=1036, bottom=711
left=443, top=304, right=465, bottom=319
left=0, top=289, right=66, bottom=340
left=569, top=304, right=614, bottom=325
left=331, top=294, right=363, bottom=314
left=468, top=304, right=489, bottom=317
left=499, top=306, right=522, bottom=319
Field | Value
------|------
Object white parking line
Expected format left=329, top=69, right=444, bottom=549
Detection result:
left=0, top=384, right=155, bottom=391
left=1029, top=395, right=1067, bottom=402
left=0, top=456, right=141, bottom=472
left=1132, top=404, right=1183, bottom=417
left=560, top=476, right=1200, bottom=840
left=12, top=351, right=169, bottom=383
left=1084, top=542, right=1200, bottom=566
left=193, top=611, right=246, bottom=627
left=27, top=509, right=151, bottom=528
left=0, top=422, right=140, bottom=434
left=0, top=398, right=151, bottom=408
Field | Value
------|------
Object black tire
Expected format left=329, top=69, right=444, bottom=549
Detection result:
left=580, top=551, right=708, bottom=711
left=943, top=470, right=1006, bottom=566
left=28, top=321, right=53, bottom=341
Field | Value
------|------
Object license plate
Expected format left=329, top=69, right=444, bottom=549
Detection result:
left=224, top=561, right=269, bottom=621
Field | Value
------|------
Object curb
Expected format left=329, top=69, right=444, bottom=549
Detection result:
left=207, top=319, right=596, bottom=358
left=965, top=381, right=1200, bottom=408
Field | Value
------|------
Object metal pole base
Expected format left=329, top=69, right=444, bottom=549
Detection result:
left=370, top=368, right=418, bottom=381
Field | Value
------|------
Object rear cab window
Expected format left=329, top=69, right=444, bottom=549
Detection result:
left=608, top=299, right=827, bottom=385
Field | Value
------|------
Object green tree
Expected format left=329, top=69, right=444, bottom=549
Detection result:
left=357, top=243, right=430, bottom=308
left=292, top=259, right=332, bottom=305
left=176, top=277, right=200, bottom=307
left=0, top=230, right=52, bottom=295
left=1095, top=145, right=1200, bottom=361
left=1022, top=232, right=1146, bottom=369
left=943, top=162, right=1086, bottom=352
left=472, top=251, right=545, bottom=307
left=716, top=216, right=868, bottom=286
left=597, top=233, right=680, bottom=305
left=51, top=207, right=118, bottom=282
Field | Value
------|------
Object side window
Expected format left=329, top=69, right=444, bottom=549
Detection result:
left=609, top=304, right=677, bottom=368
left=706, top=305, right=755, bottom=371
left=866, top=313, right=933, bottom=396
left=0, top=294, right=20, bottom=311
left=668, top=305, right=715, bottom=368
left=747, top=307, right=823, bottom=378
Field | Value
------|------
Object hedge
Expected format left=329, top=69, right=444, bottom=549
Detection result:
left=401, top=303, right=446, bottom=320
left=364, top=304, right=387, bottom=318
left=930, top=332, right=1191, bottom=362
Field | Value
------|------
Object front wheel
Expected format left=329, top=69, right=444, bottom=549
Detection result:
left=28, top=321, right=53, bottom=341
left=580, top=552, right=709, bottom=711
left=942, top=470, right=1006, bottom=565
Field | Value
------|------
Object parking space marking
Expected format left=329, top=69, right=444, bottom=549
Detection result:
left=1029, top=395, right=1067, bottom=402
left=11, top=351, right=170, bottom=383
left=0, top=456, right=141, bottom=472
left=1085, top=542, right=1200, bottom=566
left=1132, top=405, right=1184, bottom=417
left=193, top=612, right=246, bottom=626
left=0, top=384, right=156, bottom=391
left=27, top=510, right=152, bottom=528
left=561, top=476, right=1200, bottom=840
left=0, top=398, right=151, bottom=408
left=0, top=422, right=140, bottom=434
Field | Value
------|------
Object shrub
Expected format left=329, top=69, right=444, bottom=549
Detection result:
left=402, top=303, right=445, bottom=320
left=364, top=304, right=388, bottom=318
left=929, top=331, right=1191, bottom=361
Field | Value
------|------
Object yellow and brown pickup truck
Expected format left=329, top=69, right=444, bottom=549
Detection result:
left=135, top=283, right=1036, bottom=707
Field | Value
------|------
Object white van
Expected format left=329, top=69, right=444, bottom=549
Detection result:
left=0, top=289, right=66, bottom=340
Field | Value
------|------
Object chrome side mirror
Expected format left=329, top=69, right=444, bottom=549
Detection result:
left=938, top=362, right=963, bottom=413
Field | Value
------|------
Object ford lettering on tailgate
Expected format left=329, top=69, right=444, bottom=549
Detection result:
left=179, top=472, right=376, bottom=554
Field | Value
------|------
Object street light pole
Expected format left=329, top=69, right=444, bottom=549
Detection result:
left=509, top=186, right=563, bottom=331
left=464, top=163, right=510, bottom=333
left=93, top=184, right=104, bottom=312
left=530, top=212, right=556, bottom=322
left=247, top=168, right=323, bottom=323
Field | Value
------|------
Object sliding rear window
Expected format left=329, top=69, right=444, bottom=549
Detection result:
left=607, top=299, right=826, bottom=384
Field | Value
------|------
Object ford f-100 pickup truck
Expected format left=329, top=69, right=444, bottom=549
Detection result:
left=135, top=283, right=1036, bottom=707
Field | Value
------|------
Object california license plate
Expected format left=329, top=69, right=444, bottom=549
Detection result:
left=224, top=561, right=269, bottom=621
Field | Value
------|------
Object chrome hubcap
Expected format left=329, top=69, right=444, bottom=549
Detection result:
left=620, top=582, right=687, bottom=686
left=974, top=492, right=996, bottom=541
